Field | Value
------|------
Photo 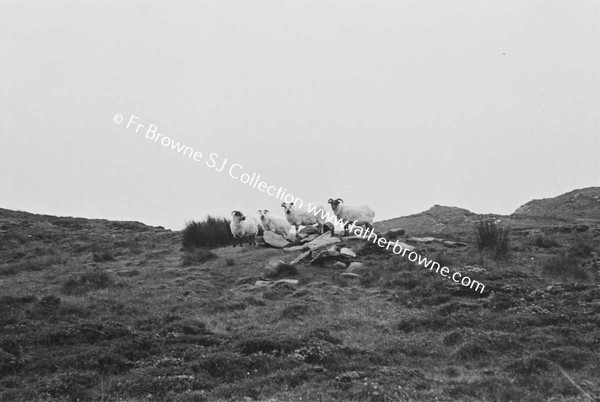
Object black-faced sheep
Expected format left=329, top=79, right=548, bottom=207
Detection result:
left=327, top=198, right=375, bottom=237
left=230, top=210, right=259, bottom=247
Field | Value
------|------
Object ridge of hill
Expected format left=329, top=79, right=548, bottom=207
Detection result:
left=513, top=187, right=600, bottom=220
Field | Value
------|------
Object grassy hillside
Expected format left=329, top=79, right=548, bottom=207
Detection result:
left=513, top=187, right=600, bottom=220
left=1, top=193, right=599, bottom=401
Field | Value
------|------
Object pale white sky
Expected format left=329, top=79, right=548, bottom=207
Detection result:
left=1, top=0, right=598, bottom=230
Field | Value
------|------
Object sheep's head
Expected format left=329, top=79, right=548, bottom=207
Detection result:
left=281, top=202, right=295, bottom=215
left=257, top=209, right=270, bottom=221
left=328, top=198, right=344, bottom=211
left=231, top=210, right=246, bottom=222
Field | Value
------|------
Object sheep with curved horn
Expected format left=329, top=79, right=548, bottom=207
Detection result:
left=328, top=198, right=375, bottom=237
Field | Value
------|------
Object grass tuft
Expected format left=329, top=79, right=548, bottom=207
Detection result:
left=92, top=250, right=115, bottom=262
left=474, top=219, right=510, bottom=259
left=541, top=254, right=588, bottom=280
left=182, top=249, right=218, bottom=267
left=528, top=235, right=560, bottom=249
left=62, top=270, right=114, bottom=295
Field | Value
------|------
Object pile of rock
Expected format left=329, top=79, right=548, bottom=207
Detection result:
left=257, top=226, right=422, bottom=279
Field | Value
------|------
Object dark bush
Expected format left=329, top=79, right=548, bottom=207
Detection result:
left=182, top=216, right=233, bottom=249
left=474, top=219, right=510, bottom=258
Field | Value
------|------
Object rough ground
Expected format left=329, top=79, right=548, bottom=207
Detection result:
left=1, top=187, right=599, bottom=401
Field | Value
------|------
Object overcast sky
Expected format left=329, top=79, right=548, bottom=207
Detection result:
left=1, top=0, right=598, bottom=230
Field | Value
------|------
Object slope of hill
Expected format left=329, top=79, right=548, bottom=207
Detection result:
left=513, top=187, right=600, bottom=220
left=1, top=192, right=600, bottom=401
left=375, top=205, right=478, bottom=239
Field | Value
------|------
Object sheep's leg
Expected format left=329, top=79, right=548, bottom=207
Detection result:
left=250, top=234, right=256, bottom=246
left=232, top=237, right=238, bottom=247
left=343, top=222, right=349, bottom=237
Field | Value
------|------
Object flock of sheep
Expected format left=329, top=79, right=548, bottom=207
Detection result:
left=229, top=198, right=375, bottom=247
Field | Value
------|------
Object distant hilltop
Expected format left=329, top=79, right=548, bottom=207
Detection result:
left=513, top=187, right=600, bottom=220
left=0, top=187, right=598, bottom=236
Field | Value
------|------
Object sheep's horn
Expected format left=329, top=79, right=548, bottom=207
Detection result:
left=281, top=203, right=286, bottom=208
left=264, top=209, right=269, bottom=214
left=257, top=210, right=262, bottom=214
left=328, top=198, right=333, bottom=203
left=337, top=198, right=344, bottom=203
left=231, top=211, right=236, bottom=216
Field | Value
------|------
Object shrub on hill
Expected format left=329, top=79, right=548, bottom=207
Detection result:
left=182, top=216, right=233, bottom=249
left=474, top=219, right=510, bottom=259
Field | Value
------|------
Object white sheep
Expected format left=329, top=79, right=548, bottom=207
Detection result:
left=328, top=198, right=375, bottom=236
left=257, top=209, right=291, bottom=237
left=230, top=210, right=259, bottom=247
left=281, top=202, right=326, bottom=234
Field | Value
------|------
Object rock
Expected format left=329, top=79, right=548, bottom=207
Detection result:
left=300, top=234, right=319, bottom=243
left=253, top=279, right=299, bottom=288
left=346, top=262, right=365, bottom=274
left=283, top=245, right=306, bottom=252
left=275, top=279, right=298, bottom=285
left=290, top=250, right=311, bottom=265
left=341, top=236, right=363, bottom=241
left=263, top=260, right=297, bottom=278
left=234, top=276, right=257, bottom=286
left=408, top=237, right=436, bottom=243
left=310, top=249, right=341, bottom=264
left=443, top=240, right=469, bottom=248
left=333, top=261, right=347, bottom=270
left=341, top=272, right=361, bottom=278
left=263, top=231, right=290, bottom=248
left=574, top=224, right=589, bottom=232
left=462, top=266, right=487, bottom=275
left=385, top=228, right=405, bottom=238
left=306, top=232, right=341, bottom=251
left=340, top=248, right=356, bottom=258
left=285, top=233, right=299, bottom=243
left=297, top=226, right=320, bottom=238
left=390, top=241, right=416, bottom=252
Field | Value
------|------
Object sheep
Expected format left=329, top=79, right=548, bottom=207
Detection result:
left=328, top=198, right=375, bottom=237
left=230, top=210, right=259, bottom=247
left=281, top=202, right=326, bottom=234
left=257, top=209, right=291, bottom=237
